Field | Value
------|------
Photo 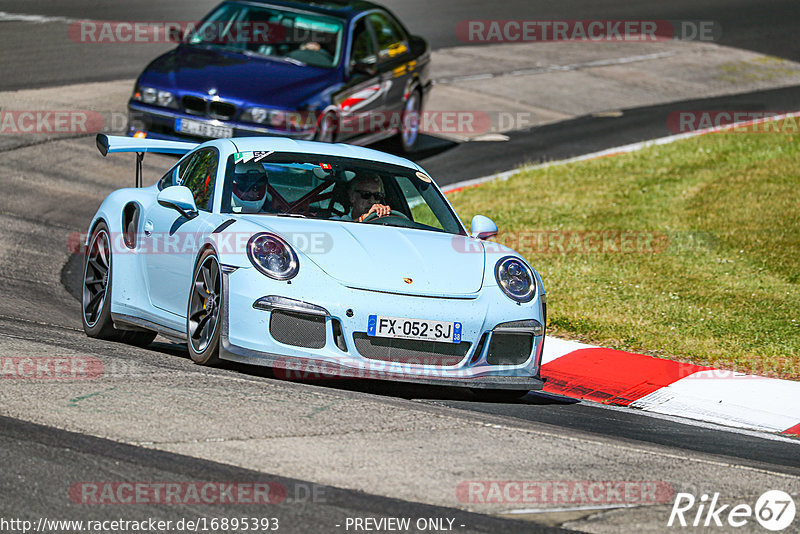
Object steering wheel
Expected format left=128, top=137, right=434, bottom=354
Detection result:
left=361, top=209, right=410, bottom=223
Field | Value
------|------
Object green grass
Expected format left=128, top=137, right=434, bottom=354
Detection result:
left=447, top=122, right=800, bottom=379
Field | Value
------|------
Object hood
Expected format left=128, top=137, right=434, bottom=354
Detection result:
left=238, top=216, right=485, bottom=297
left=140, top=46, right=340, bottom=108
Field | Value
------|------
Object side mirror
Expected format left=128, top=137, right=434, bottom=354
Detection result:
left=157, top=186, right=199, bottom=219
left=409, top=35, right=428, bottom=56
left=470, top=215, right=498, bottom=240
left=351, top=61, right=377, bottom=77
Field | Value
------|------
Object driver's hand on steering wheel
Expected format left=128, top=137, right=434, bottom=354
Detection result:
left=358, top=204, right=391, bottom=222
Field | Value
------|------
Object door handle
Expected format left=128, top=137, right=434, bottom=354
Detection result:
left=144, top=220, right=154, bottom=236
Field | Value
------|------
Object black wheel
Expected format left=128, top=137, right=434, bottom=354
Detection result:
left=187, top=249, right=222, bottom=365
left=399, top=89, right=421, bottom=153
left=314, top=111, right=337, bottom=143
left=470, top=389, right=530, bottom=402
left=82, top=222, right=156, bottom=346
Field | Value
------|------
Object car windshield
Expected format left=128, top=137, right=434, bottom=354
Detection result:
left=221, top=152, right=466, bottom=235
left=186, top=2, right=344, bottom=68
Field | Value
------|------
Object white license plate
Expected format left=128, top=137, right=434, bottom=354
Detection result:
left=176, top=118, right=233, bottom=138
left=367, top=315, right=462, bottom=344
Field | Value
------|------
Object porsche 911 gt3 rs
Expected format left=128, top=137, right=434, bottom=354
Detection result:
left=83, top=134, right=546, bottom=398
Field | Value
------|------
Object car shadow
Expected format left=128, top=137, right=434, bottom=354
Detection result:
left=149, top=341, right=576, bottom=406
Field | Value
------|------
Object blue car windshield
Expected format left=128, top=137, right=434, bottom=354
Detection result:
left=186, top=2, right=344, bottom=68
left=221, top=152, right=466, bottom=235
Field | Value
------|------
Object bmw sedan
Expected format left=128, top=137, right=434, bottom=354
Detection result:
left=128, top=0, right=431, bottom=152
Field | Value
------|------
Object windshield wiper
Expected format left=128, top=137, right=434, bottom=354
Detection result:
left=281, top=56, right=306, bottom=66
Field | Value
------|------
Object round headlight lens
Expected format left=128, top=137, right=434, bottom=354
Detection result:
left=141, top=87, right=157, bottom=104
left=495, top=256, right=535, bottom=303
left=247, top=233, right=298, bottom=280
left=248, top=107, right=269, bottom=124
left=156, top=90, right=176, bottom=108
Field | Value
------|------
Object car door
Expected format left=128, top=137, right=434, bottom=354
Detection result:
left=335, top=15, right=387, bottom=141
left=142, top=148, right=219, bottom=317
left=366, top=11, right=414, bottom=117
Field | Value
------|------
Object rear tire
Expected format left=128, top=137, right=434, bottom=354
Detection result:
left=82, top=222, right=156, bottom=346
left=470, top=389, right=530, bottom=402
left=187, top=249, right=222, bottom=365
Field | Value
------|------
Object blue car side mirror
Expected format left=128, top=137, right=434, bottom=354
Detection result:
left=157, top=186, right=199, bottom=219
left=470, top=215, right=498, bottom=240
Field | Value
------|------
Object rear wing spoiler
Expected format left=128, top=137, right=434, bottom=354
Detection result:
left=95, top=134, right=197, bottom=157
left=96, top=134, right=198, bottom=187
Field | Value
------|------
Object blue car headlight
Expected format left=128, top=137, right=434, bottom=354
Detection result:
left=133, top=86, right=178, bottom=109
left=495, top=256, right=535, bottom=303
left=242, top=107, right=284, bottom=127
left=247, top=233, right=298, bottom=280
left=241, top=108, right=311, bottom=132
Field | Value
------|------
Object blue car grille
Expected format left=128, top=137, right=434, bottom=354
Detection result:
left=182, top=96, right=206, bottom=115
left=353, top=333, right=470, bottom=366
left=209, top=101, right=236, bottom=120
left=180, top=96, right=237, bottom=121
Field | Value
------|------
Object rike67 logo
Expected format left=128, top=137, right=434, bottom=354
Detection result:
left=668, top=490, right=796, bottom=531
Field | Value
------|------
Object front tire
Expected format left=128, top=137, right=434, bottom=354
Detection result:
left=82, top=222, right=156, bottom=346
left=187, top=249, right=222, bottom=365
left=399, top=89, right=421, bottom=153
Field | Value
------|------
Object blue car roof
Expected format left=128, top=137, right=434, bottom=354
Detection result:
left=226, top=0, right=383, bottom=20
left=224, top=137, right=424, bottom=171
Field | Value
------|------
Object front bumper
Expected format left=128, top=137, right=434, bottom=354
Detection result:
left=218, top=268, right=545, bottom=391
left=127, top=102, right=315, bottom=142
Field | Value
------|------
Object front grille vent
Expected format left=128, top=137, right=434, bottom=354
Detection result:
left=353, top=333, right=470, bottom=366
left=269, top=310, right=326, bottom=349
left=209, top=100, right=236, bottom=120
left=182, top=96, right=207, bottom=115
left=486, top=332, right=533, bottom=366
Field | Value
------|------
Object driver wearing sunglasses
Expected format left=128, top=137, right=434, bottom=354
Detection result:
left=348, top=173, right=391, bottom=222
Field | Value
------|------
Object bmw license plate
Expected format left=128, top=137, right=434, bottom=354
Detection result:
left=175, top=118, right=233, bottom=138
left=367, top=315, right=462, bottom=344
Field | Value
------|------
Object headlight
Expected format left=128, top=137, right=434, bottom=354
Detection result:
left=133, top=86, right=178, bottom=109
left=241, top=108, right=309, bottom=131
left=495, top=256, right=535, bottom=303
left=156, top=90, right=176, bottom=108
left=247, top=233, right=298, bottom=280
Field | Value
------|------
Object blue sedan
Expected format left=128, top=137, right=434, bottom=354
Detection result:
left=128, top=0, right=431, bottom=152
left=84, top=134, right=546, bottom=399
